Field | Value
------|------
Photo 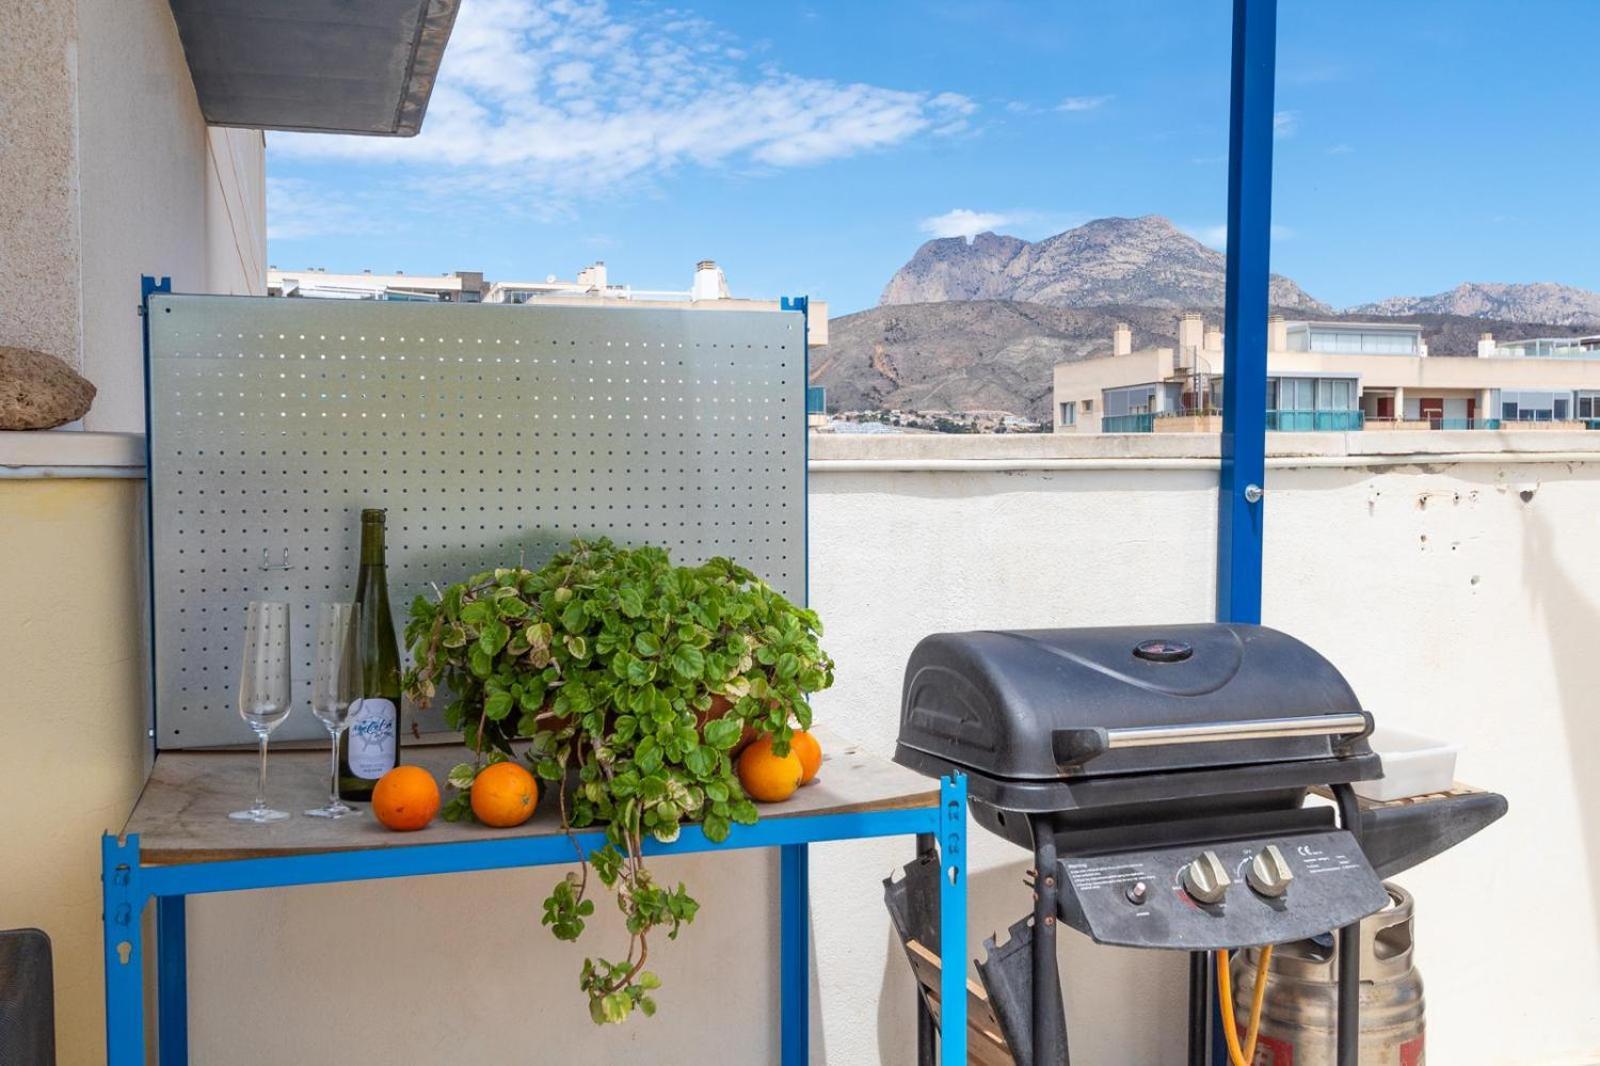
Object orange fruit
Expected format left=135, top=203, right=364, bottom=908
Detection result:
left=736, top=736, right=804, bottom=803
left=790, top=730, right=822, bottom=785
left=471, top=761, right=539, bottom=828
left=372, top=765, right=440, bottom=831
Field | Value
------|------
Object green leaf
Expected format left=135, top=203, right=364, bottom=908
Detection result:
left=702, top=717, right=742, bottom=751
left=634, top=631, right=661, bottom=657
left=683, top=745, right=715, bottom=777
left=484, top=691, right=514, bottom=721
left=447, top=763, right=477, bottom=791
left=565, top=634, right=588, bottom=659
left=478, top=620, right=510, bottom=656
left=670, top=644, right=705, bottom=679
left=561, top=600, right=587, bottom=634
left=702, top=811, right=731, bottom=843
left=617, top=587, right=644, bottom=618
left=626, top=656, right=656, bottom=686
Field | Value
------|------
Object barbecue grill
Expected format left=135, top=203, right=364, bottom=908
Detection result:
left=892, top=623, right=1506, bottom=1066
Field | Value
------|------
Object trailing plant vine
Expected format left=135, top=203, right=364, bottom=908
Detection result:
left=404, top=539, right=833, bottom=1024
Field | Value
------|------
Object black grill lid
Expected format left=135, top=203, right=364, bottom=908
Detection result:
left=897, top=624, right=1375, bottom=781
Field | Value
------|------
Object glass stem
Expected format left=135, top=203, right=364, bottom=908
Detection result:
left=329, top=727, right=342, bottom=806
left=255, top=733, right=269, bottom=811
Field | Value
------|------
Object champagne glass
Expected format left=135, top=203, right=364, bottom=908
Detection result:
left=305, top=603, right=361, bottom=818
left=231, top=601, right=293, bottom=822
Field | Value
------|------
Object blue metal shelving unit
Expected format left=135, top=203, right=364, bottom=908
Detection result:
left=102, top=775, right=968, bottom=1066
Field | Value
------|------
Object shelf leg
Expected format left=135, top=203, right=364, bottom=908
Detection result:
left=157, top=895, right=189, bottom=1066
left=938, top=776, right=968, bottom=1066
left=102, top=834, right=146, bottom=1066
left=780, top=843, right=810, bottom=1066
left=914, top=832, right=936, bottom=1066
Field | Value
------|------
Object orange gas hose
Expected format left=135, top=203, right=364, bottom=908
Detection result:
left=1216, top=945, right=1274, bottom=1066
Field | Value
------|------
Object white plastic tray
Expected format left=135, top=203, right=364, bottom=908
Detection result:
left=1355, top=726, right=1460, bottom=801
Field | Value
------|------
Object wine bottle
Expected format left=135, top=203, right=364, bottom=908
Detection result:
left=340, top=508, right=403, bottom=800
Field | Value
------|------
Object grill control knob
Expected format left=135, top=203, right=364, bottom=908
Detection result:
left=1181, top=850, right=1231, bottom=905
left=1247, top=845, right=1294, bottom=899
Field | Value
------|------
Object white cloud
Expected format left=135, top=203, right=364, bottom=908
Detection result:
left=1326, top=142, right=1354, bottom=155
left=269, top=1, right=974, bottom=209
left=266, top=178, right=383, bottom=240
left=1057, top=95, right=1114, bottom=112
left=1273, top=110, right=1300, bottom=137
left=919, top=209, right=1015, bottom=240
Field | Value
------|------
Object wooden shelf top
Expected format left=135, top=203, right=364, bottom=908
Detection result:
left=120, top=726, right=939, bottom=865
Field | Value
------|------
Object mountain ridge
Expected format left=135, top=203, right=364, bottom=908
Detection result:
left=879, top=215, right=1600, bottom=329
left=880, top=215, right=1327, bottom=313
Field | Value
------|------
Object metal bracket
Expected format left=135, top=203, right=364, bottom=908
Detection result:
left=102, top=834, right=145, bottom=954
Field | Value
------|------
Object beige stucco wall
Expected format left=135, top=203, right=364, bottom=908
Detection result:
left=0, top=0, right=264, bottom=1061
left=0, top=475, right=149, bottom=1065
left=0, top=0, right=83, bottom=366
left=0, top=0, right=267, bottom=433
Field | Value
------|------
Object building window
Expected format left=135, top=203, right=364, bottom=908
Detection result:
left=1303, top=329, right=1418, bottom=355
left=1083, top=399, right=1094, bottom=412
left=1103, top=384, right=1158, bottom=418
left=1060, top=401, right=1076, bottom=426
left=1501, top=389, right=1575, bottom=422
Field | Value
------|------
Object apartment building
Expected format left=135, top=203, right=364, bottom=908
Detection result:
left=267, top=268, right=485, bottom=301
left=270, top=259, right=828, bottom=346
left=1053, top=313, right=1600, bottom=433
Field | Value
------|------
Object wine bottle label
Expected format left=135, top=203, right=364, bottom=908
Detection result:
left=347, top=698, right=397, bottom=779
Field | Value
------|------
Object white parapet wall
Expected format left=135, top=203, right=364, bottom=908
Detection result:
left=807, top=430, right=1600, bottom=1065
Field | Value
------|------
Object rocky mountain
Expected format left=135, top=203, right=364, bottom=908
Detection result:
left=880, top=216, right=1328, bottom=313
left=1351, top=283, right=1600, bottom=328
left=813, top=301, right=1598, bottom=423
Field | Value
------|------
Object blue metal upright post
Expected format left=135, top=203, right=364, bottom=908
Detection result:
left=779, top=842, right=811, bottom=1066
left=1208, top=3, right=1278, bottom=1064
left=102, top=834, right=147, bottom=1066
left=937, top=775, right=968, bottom=1066
left=1216, top=0, right=1277, bottom=628
left=157, top=894, right=189, bottom=1066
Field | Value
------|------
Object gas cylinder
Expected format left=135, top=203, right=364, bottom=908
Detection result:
left=1230, top=883, right=1426, bottom=1065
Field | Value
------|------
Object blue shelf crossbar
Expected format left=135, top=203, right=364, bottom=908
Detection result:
left=104, top=774, right=969, bottom=1066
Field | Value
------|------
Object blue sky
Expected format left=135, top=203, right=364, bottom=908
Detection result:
left=268, top=0, right=1599, bottom=316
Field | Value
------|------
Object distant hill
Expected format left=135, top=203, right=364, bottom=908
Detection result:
left=849, top=215, right=1600, bottom=421
left=880, top=215, right=1328, bottom=313
left=1351, top=283, right=1600, bottom=328
left=814, top=301, right=1598, bottom=423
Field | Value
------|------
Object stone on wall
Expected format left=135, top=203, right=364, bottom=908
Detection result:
left=0, top=346, right=97, bottom=429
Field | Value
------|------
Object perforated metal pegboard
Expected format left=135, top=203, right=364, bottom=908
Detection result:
left=147, top=295, right=806, bottom=749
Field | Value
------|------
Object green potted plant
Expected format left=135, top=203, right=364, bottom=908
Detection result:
left=404, top=539, right=833, bottom=1023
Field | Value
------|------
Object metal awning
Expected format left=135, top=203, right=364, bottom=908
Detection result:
left=167, top=0, right=461, bottom=136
